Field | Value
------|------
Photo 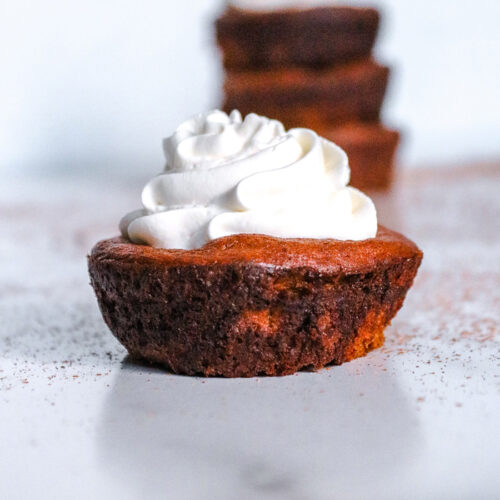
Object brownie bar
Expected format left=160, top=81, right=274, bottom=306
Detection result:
left=88, top=227, right=422, bottom=377
left=216, top=6, right=380, bottom=70
left=222, top=60, right=390, bottom=128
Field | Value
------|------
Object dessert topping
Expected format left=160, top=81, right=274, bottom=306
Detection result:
left=120, top=110, right=377, bottom=249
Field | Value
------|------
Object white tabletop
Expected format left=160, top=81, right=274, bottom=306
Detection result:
left=1, top=165, right=499, bottom=500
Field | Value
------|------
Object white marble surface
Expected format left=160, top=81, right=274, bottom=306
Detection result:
left=1, top=166, right=499, bottom=500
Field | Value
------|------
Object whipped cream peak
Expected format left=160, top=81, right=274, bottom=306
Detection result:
left=163, top=109, right=290, bottom=172
left=121, top=110, right=377, bottom=250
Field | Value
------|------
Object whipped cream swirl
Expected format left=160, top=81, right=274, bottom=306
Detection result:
left=120, top=110, right=377, bottom=250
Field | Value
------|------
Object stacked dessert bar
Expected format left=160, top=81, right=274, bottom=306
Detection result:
left=215, top=3, right=400, bottom=190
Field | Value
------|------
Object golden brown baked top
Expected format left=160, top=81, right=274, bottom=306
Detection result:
left=91, top=225, right=422, bottom=274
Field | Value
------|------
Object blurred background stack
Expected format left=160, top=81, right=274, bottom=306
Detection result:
left=2, top=0, right=500, bottom=179
left=216, top=3, right=400, bottom=190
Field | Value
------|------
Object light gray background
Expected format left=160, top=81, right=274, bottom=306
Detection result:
left=2, top=0, right=500, bottom=177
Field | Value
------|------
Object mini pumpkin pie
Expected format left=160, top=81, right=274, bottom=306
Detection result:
left=216, top=3, right=380, bottom=70
left=88, top=110, right=422, bottom=377
left=222, top=59, right=390, bottom=129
